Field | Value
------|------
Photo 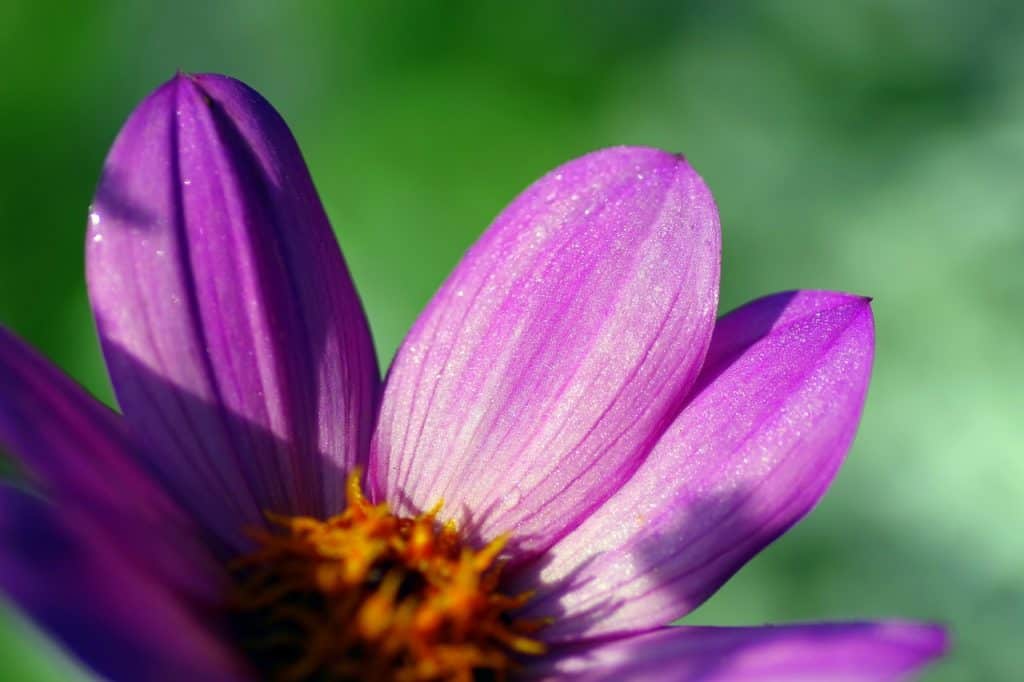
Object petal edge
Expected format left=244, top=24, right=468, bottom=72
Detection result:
left=530, top=622, right=948, bottom=681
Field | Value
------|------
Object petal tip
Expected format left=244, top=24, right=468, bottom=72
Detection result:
left=917, top=622, right=952, bottom=659
left=569, top=145, right=704, bottom=179
left=840, top=292, right=874, bottom=311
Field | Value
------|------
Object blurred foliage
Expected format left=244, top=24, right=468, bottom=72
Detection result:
left=1, top=2, right=1022, bottom=680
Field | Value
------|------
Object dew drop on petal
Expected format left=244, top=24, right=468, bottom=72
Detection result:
left=505, top=486, right=522, bottom=510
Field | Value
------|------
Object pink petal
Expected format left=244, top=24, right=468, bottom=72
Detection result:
left=371, top=147, right=720, bottom=557
left=86, top=74, right=378, bottom=549
left=0, top=487, right=251, bottom=681
left=522, top=291, right=874, bottom=640
left=530, top=622, right=947, bottom=681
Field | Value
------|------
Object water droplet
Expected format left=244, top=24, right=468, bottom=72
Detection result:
left=91, top=233, right=103, bottom=243
left=89, top=212, right=101, bottom=226
left=183, top=178, right=192, bottom=186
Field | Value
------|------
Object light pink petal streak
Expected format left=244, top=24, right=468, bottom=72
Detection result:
left=371, top=147, right=720, bottom=558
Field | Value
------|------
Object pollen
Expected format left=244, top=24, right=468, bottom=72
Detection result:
left=228, top=472, right=548, bottom=681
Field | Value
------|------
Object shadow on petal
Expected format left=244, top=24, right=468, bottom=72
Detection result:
left=513, top=486, right=783, bottom=643
left=99, top=341, right=359, bottom=558
left=91, top=167, right=157, bottom=229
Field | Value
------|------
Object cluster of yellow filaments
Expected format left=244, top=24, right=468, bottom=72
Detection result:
left=228, top=472, right=548, bottom=681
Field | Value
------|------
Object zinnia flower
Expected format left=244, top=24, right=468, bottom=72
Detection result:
left=0, top=73, right=946, bottom=681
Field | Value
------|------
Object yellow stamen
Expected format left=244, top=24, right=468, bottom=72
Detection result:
left=228, top=471, right=547, bottom=681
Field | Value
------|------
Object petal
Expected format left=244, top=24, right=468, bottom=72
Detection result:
left=87, top=73, right=378, bottom=548
left=529, top=623, right=947, bottom=681
left=0, top=327, right=221, bottom=600
left=0, top=486, right=250, bottom=681
left=371, top=147, right=720, bottom=557
left=522, top=291, right=874, bottom=640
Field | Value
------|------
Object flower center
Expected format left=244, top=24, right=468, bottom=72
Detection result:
left=227, top=472, right=547, bottom=681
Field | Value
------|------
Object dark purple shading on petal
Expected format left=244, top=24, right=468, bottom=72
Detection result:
left=529, top=622, right=947, bottom=681
left=371, top=147, right=720, bottom=559
left=522, top=291, right=874, bottom=640
left=0, top=487, right=251, bottom=682
left=0, top=327, right=221, bottom=601
left=86, top=73, right=379, bottom=549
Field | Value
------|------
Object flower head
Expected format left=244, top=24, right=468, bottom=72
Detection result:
left=0, top=74, right=946, bottom=681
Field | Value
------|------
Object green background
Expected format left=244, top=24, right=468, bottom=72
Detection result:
left=1, top=2, right=1021, bottom=680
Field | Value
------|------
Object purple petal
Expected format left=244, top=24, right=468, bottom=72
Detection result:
left=521, top=291, right=874, bottom=640
left=0, top=487, right=251, bottom=681
left=529, top=623, right=947, bottom=681
left=86, top=73, right=378, bottom=549
left=370, top=147, right=720, bottom=557
left=0, top=327, right=221, bottom=601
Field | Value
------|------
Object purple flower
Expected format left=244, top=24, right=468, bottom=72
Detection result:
left=0, top=73, right=946, bottom=681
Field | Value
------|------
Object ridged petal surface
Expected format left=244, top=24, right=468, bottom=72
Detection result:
left=522, top=291, right=875, bottom=640
left=371, top=147, right=720, bottom=557
left=86, top=74, right=378, bottom=549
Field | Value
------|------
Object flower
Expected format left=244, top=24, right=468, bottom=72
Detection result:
left=0, top=73, right=946, bottom=681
